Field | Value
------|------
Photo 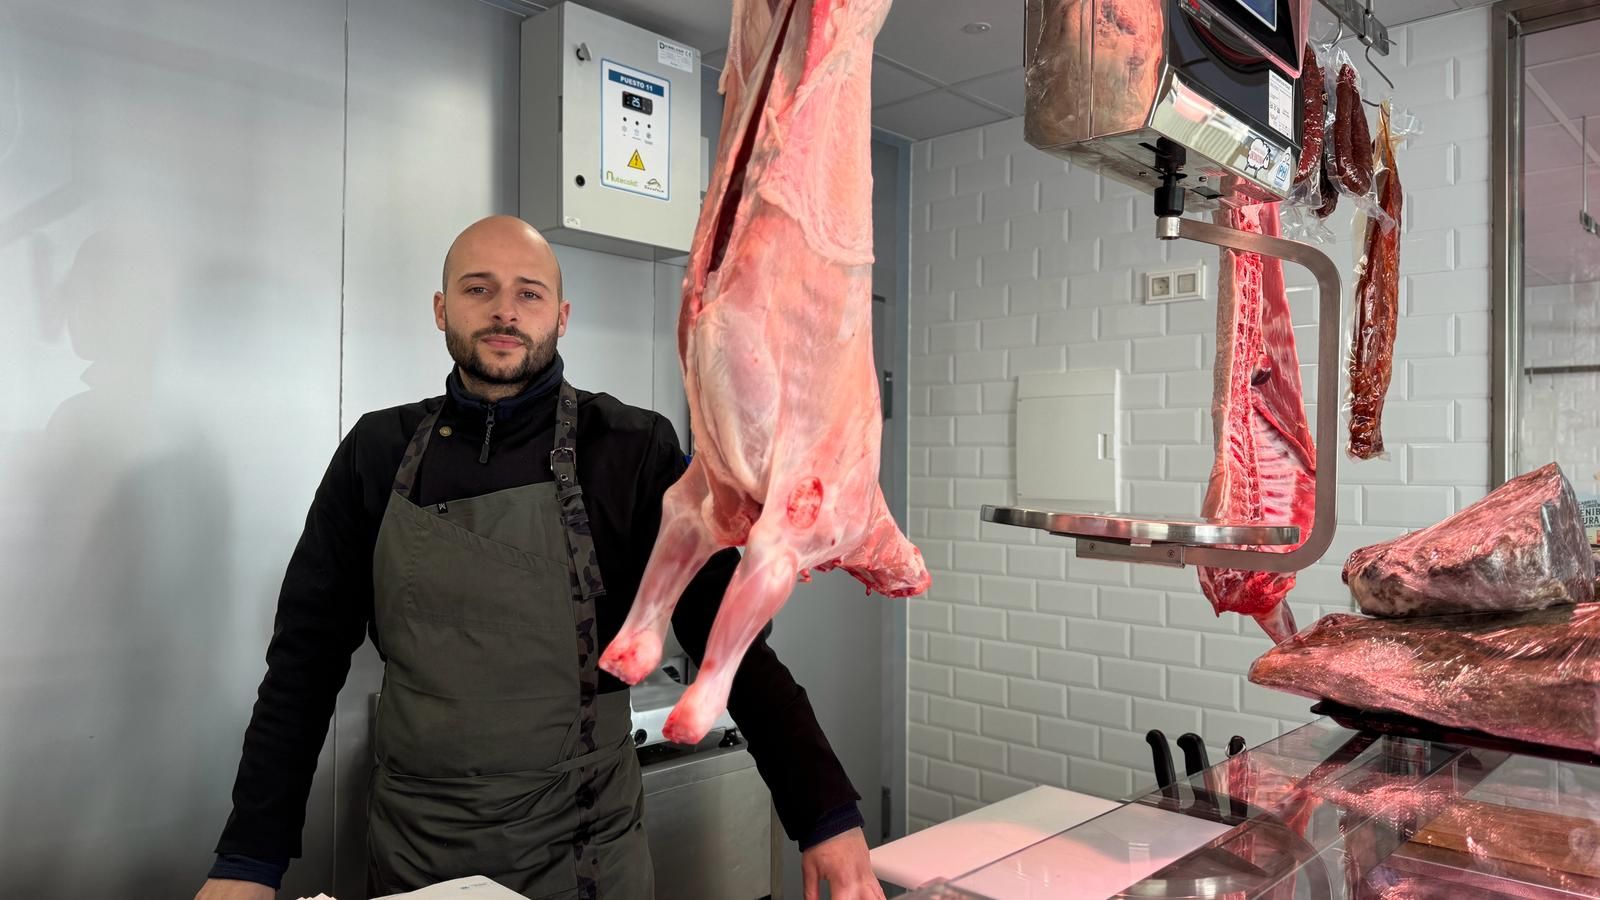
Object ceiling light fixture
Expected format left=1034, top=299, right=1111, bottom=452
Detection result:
left=962, top=21, right=991, bottom=34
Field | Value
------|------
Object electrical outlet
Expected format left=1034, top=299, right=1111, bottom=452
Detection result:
left=1143, top=261, right=1206, bottom=304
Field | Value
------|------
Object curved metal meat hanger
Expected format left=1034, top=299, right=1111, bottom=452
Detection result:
left=1360, top=1, right=1394, bottom=107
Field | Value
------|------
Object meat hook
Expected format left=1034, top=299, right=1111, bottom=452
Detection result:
left=1360, top=0, right=1394, bottom=107
left=1361, top=43, right=1393, bottom=107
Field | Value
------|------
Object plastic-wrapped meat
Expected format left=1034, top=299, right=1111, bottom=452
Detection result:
left=1343, top=462, right=1594, bottom=617
left=1294, top=44, right=1326, bottom=186
left=1347, top=103, right=1402, bottom=460
left=1023, top=0, right=1165, bottom=149
left=1316, top=163, right=1339, bottom=218
left=1331, top=64, right=1374, bottom=194
left=1197, top=203, right=1317, bottom=644
left=1248, top=603, right=1600, bottom=755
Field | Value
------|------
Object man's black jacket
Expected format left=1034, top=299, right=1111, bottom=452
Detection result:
left=213, top=356, right=862, bottom=876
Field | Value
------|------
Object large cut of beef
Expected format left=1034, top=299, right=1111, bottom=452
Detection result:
left=1197, top=203, right=1317, bottom=644
left=1343, top=462, right=1594, bottom=618
left=1249, top=604, right=1600, bottom=755
left=598, top=0, right=930, bottom=744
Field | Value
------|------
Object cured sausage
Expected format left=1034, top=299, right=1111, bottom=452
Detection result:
left=1331, top=64, right=1373, bottom=195
left=1347, top=103, right=1402, bottom=459
left=1316, top=163, right=1338, bottom=218
left=1295, top=44, right=1326, bottom=186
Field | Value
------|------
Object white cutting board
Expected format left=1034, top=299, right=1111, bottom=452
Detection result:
left=950, top=801, right=1232, bottom=899
left=370, top=875, right=526, bottom=899
left=870, top=786, right=1121, bottom=889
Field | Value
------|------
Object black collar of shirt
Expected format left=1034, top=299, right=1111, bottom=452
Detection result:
left=442, top=354, right=565, bottom=440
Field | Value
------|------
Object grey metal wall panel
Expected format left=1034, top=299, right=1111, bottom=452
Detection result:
left=0, top=0, right=347, bottom=896
left=549, top=244, right=661, bottom=409
left=341, top=0, right=524, bottom=423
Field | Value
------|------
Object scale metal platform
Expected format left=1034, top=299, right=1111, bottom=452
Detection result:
left=982, top=506, right=1301, bottom=568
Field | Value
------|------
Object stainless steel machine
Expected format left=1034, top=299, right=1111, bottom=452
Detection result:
left=638, top=728, right=780, bottom=900
left=983, top=0, right=1343, bottom=575
left=632, top=652, right=780, bottom=900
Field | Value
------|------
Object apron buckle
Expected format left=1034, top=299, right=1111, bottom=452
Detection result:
left=550, top=447, right=577, bottom=483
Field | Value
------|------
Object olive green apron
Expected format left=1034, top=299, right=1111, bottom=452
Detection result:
left=366, top=382, right=653, bottom=900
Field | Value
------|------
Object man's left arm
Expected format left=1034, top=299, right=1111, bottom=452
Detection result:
left=633, top=421, right=879, bottom=896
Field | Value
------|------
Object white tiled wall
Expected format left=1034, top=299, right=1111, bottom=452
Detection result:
left=1521, top=280, right=1600, bottom=498
left=904, top=9, right=1494, bottom=828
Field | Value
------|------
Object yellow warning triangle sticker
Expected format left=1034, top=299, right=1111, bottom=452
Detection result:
left=627, top=149, right=646, bottom=171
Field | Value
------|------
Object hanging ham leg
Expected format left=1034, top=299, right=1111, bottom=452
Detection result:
left=1197, top=203, right=1317, bottom=644
left=598, top=0, right=930, bottom=745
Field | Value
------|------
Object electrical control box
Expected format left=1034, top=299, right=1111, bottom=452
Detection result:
left=1016, top=370, right=1122, bottom=512
left=521, top=2, right=702, bottom=260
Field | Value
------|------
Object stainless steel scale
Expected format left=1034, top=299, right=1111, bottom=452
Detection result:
left=984, top=0, right=1344, bottom=573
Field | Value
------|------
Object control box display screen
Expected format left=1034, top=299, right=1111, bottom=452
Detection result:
left=622, top=90, right=653, bottom=115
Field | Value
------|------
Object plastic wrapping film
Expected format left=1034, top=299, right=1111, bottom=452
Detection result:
left=1249, top=602, right=1600, bottom=755
left=1344, top=101, right=1404, bottom=460
left=1343, top=462, right=1595, bottom=617
left=1283, top=42, right=1337, bottom=243
left=1222, top=729, right=1600, bottom=898
left=1324, top=48, right=1395, bottom=230
left=1021, top=0, right=1165, bottom=151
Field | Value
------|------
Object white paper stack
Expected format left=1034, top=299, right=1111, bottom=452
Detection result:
left=372, top=875, right=527, bottom=899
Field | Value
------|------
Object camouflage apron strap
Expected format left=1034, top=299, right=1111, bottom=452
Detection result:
left=392, top=406, right=444, bottom=497
left=550, top=381, right=609, bottom=900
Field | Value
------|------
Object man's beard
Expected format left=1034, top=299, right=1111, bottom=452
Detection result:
left=445, top=321, right=557, bottom=386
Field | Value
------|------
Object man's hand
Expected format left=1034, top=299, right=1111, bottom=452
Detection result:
left=801, top=827, right=884, bottom=900
left=194, top=878, right=275, bottom=900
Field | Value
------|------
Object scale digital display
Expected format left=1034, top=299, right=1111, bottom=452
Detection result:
left=1231, top=0, right=1277, bottom=32
left=622, top=90, right=653, bottom=116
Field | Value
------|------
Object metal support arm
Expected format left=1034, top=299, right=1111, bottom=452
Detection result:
left=1157, top=215, right=1342, bottom=573
left=982, top=214, right=1342, bottom=575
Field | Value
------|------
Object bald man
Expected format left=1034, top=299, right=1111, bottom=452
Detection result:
left=198, top=217, right=879, bottom=900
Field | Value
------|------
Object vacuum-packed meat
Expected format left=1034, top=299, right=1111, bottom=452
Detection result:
left=1295, top=44, right=1326, bottom=186
left=1197, top=203, right=1317, bottom=644
left=1316, top=164, right=1339, bottom=218
left=1331, top=64, right=1374, bottom=195
left=1249, top=603, right=1600, bottom=755
left=1347, top=103, right=1403, bottom=459
left=1343, top=462, right=1594, bottom=618
left=1023, top=0, right=1166, bottom=148
left=599, top=0, right=930, bottom=745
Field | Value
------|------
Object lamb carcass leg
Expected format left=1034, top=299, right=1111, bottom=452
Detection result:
left=598, top=0, right=930, bottom=744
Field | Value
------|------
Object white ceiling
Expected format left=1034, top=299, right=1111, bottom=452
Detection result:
left=497, top=0, right=1511, bottom=140
left=1523, top=18, right=1600, bottom=287
left=490, top=0, right=1600, bottom=282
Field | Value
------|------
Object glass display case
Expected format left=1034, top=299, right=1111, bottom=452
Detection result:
left=903, top=718, right=1600, bottom=899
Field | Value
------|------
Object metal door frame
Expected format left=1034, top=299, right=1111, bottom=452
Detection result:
left=1490, top=0, right=1600, bottom=487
